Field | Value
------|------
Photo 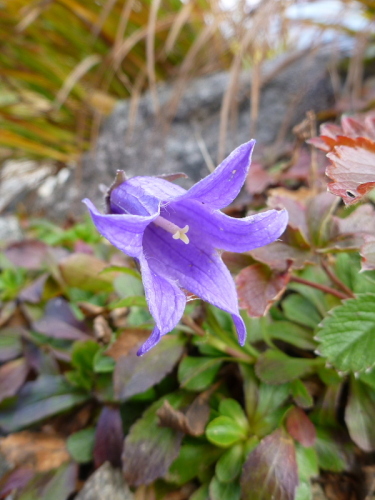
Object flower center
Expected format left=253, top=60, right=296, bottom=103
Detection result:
left=153, top=216, right=190, bottom=244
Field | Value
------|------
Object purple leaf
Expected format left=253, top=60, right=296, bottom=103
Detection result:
left=5, top=240, right=49, bottom=270
left=241, top=428, right=298, bottom=500
left=0, top=358, right=28, bottom=403
left=113, top=335, right=185, bottom=401
left=94, top=406, right=124, bottom=468
left=122, top=393, right=191, bottom=486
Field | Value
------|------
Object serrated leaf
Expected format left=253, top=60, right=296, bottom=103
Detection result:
left=240, top=428, right=298, bottom=500
left=316, top=293, right=375, bottom=372
left=326, top=136, right=375, bottom=205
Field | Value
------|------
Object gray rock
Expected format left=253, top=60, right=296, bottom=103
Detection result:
left=0, top=216, right=23, bottom=242
left=75, top=462, right=134, bottom=500
left=12, top=47, right=339, bottom=220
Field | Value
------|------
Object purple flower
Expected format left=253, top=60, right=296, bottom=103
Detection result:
left=83, top=141, right=288, bottom=355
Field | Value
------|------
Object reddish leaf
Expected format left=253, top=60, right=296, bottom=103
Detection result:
left=245, top=162, right=273, bottom=194
left=94, top=406, right=124, bottom=469
left=326, top=136, right=375, bottom=205
left=5, top=240, right=49, bottom=270
left=308, top=111, right=375, bottom=152
left=236, top=263, right=290, bottom=317
left=286, top=407, right=316, bottom=447
left=250, top=242, right=315, bottom=271
left=268, top=191, right=309, bottom=241
left=241, top=428, right=298, bottom=500
left=0, top=358, right=28, bottom=403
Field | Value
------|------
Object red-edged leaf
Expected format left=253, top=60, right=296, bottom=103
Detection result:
left=94, top=406, right=124, bottom=469
left=0, top=358, right=28, bottom=403
left=326, top=136, right=375, bottom=205
left=236, top=263, right=290, bottom=317
left=241, top=428, right=298, bottom=500
left=286, top=407, right=316, bottom=447
left=5, top=240, right=49, bottom=270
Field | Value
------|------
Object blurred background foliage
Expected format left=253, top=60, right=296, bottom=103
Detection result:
left=0, top=0, right=374, bottom=169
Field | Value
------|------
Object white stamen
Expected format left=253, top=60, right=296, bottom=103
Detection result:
left=153, top=216, right=190, bottom=244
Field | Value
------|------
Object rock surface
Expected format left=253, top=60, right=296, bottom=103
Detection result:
left=8, top=47, right=338, bottom=220
left=75, top=462, right=134, bottom=500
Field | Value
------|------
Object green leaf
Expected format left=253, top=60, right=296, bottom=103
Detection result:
left=345, top=378, right=375, bottom=451
left=178, top=357, right=224, bottom=391
left=295, top=444, right=318, bottom=482
left=113, top=273, right=144, bottom=298
left=218, top=399, right=248, bottom=431
left=241, top=428, right=298, bottom=500
left=215, top=443, right=244, bottom=483
left=206, top=416, right=248, bottom=447
left=18, top=462, right=77, bottom=500
left=189, top=484, right=210, bottom=500
left=316, top=293, right=375, bottom=372
left=167, top=442, right=221, bottom=485
left=0, top=328, right=23, bottom=361
left=314, top=427, right=349, bottom=472
left=93, top=350, right=116, bottom=373
left=268, top=321, right=317, bottom=350
left=290, top=380, right=314, bottom=409
left=255, top=350, right=319, bottom=385
left=282, top=294, right=321, bottom=329
left=59, top=254, right=116, bottom=292
left=209, top=476, right=240, bottom=500
left=67, top=427, right=95, bottom=463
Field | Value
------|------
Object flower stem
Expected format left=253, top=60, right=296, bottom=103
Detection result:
left=289, top=275, right=350, bottom=300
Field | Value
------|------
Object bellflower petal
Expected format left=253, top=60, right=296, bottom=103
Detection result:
left=159, top=199, right=288, bottom=253
left=83, top=199, right=158, bottom=258
left=178, top=140, right=255, bottom=209
left=143, top=224, right=246, bottom=344
left=137, top=254, right=187, bottom=354
left=84, top=140, right=289, bottom=354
